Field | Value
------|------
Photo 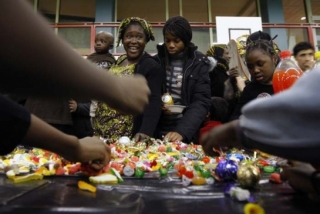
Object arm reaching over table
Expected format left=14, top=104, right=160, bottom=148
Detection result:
left=0, top=1, right=150, bottom=115
left=202, top=69, right=320, bottom=164
left=0, top=0, right=151, bottom=171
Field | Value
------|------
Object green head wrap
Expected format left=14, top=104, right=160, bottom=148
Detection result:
left=116, top=17, right=155, bottom=47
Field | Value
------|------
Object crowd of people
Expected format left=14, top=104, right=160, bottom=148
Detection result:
left=1, top=0, right=320, bottom=201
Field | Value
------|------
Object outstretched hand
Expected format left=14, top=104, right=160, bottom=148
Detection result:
left=280, top=161, right=319, bottom=200
left=110, top=75, right=150, bottom=115
left=164, top=132, right=183, bottom=142
left=73, top=137, right=111, bottom=171
left=134, top=133, right=150, bottom=142
left=201, top=120, right=241, bottom=156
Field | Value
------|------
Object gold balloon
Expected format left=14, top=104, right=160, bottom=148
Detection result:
left=237, top=164, right=261, bottom=188
left=235, top=34, right=249, bottom=57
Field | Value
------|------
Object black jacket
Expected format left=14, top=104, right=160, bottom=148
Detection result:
left=131, top=53, right=165, bottom=137
left=72, top=101, right=93, bottom=138
left=230, top=82, right=274, bottom=120
left=154, top=44, right=211, bottom=143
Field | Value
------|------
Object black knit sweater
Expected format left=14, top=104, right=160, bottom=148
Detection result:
left=131, top=53, right=165, bottom=137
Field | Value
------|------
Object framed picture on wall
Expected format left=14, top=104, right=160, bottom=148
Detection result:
left=228, top=28, right=251, bottom=41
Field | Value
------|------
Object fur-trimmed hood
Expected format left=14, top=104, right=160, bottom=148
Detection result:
left=207, top=56, right=217, bottom=72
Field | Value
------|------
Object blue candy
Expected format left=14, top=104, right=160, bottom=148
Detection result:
left=215, top=159, right=238, bottom=181
left=226, top=153, right=244, bottom=162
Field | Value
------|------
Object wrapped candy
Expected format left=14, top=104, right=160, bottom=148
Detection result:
left=230, top=187, right=250, bottom=201
left=226, top=153, right=244, bottom=162
left=237, top=164, right=261, bottom=188
left=215, top=159, right=238, bottom=181
left=118, top=136, right=131, bottom=145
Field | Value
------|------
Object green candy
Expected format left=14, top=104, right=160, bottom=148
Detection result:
left=263, top=166, right=275, bottom=173
left=159, top=168, right=168, bottom=176
left=194, top=165, right=202, bottom=171
left=166, top=147, right=173, bottom=152
left=135, top=169, right=145, bottom=178
left=200, top=170, right=211, bottom=178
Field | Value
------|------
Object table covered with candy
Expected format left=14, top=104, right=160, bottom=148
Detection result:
left=0, top=138, right=319, bottom=214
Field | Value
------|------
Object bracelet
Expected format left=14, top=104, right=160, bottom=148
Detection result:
left=310, top=170, right=320, bottom=194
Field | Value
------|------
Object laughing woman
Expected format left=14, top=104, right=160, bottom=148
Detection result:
left=92, top=17, right=164, bottom=142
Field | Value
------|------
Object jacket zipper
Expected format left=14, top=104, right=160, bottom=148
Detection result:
left=182, top=50, right=197, bottom=106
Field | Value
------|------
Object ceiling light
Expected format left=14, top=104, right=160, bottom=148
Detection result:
left=301, top=17, right=306, bottom=20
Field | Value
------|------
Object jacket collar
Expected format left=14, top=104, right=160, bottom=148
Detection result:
left=156, top=43, right=198, bottom=59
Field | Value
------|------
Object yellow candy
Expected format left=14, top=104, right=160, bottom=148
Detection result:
left=42, top=168, right=51, bottom=176
left=89, top=173, right=118, bottom=184
left=151, top=164, right=161, bottom=171
left=147, top=154, right=158, bottom=160
left=191, top=177, right=206, bottom=185
left=35, top=166, right=47, bottom=174
left=78, top=181, right=97, bottom=193
left=6, top=170, right=15, bottom=179
left=19, top=166, right=30, bottom=174
left=3, top=159, right=10, bottom=166
left=39, top=158, right=48, bottom=165
left=167, top=152, right=179, bottom=157
left=13, top=173, right=43, bottom=183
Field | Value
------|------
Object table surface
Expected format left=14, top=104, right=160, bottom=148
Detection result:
left=0, top=174, right=319, bottom=214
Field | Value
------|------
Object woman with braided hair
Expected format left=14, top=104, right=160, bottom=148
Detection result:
left=230, top=39, right=277, bottom=120
left=93, top=17, right=164, bottom=142
left=154, top=16, right=211, bottom=144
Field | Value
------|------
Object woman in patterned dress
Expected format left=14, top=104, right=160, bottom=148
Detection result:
left=93, top=17, right=164, bottom=142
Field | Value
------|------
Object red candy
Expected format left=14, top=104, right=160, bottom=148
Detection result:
left=269, top=173, right=283, bottom=183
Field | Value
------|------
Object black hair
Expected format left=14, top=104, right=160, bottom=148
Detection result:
left=209, top=97, right=229, bottom=122
left=246, top=31, right=272, bottom=45
left=245, top=39, right=276, bottom=62
left=163, top=16, right=192, bottom=46
left=293, top=41, right=315, bottom=56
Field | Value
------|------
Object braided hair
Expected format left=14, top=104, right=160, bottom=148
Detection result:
left=116, top=17, right=155, bottom=47
left=245, top=39, right=277, bottom=63
left=163, top=16, right=192, bottom=46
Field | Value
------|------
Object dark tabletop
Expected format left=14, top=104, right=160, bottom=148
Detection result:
left=0, top=174, right=319, bottom=214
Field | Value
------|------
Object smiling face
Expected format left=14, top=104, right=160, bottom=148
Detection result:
left=164, top=32, right=185, bottom=56
left=122, top=23, right=147, bottom=62
left=222, top=48, right=231, bottom=64
left=246, top=49, right=276, bottom=85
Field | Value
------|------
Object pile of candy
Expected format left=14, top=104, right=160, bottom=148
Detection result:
left=0, top=137, right=284, bottom=187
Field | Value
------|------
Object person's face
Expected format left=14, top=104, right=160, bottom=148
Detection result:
left=94, top=34, right=112, bottom=54
left=164, top=32, right=185, bottom=56
left=246, top=49, right=276, bottom=85
left=294, top=49, right=315, bottom=72
left=222, top=48, right=231, bottom=64
left=122, top=23, right=146, bottom=61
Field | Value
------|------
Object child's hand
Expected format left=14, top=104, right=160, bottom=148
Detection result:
left=162, top=105, right=172, bottom=115
left=228, top=67, right=239, bottom=78
left=164, top=132, right=183, bottom=142
left=133, top=133, right=150, bottom=142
